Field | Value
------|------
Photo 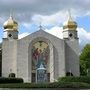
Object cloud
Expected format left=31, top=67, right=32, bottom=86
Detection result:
left=78, top=28, right=90, bottom=49
left=32, top=10, right=67, bottom=26
left=19, top=32, right=30, bottom=39
left=0, top=0, right=90, bottom=25
left=45, top=26, right=63, bottom=39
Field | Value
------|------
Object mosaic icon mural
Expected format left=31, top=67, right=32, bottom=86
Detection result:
left=32, top=41, right=49, bottom=70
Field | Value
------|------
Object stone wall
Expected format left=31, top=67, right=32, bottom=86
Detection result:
left=65, top=39, right=80, bottom=76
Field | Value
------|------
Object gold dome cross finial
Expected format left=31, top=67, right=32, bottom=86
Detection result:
left=63, top=9, right=77, bottom=30
left=68, top=9, right=73, bottom=21
left=3, top=10, right=18, bottom=31
left=9, top=9, right=13, bottom=19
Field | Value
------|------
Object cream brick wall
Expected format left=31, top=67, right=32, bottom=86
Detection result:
left=2, top=39, right=17, bottom=77
left=65, top=39, right=80, bottom=76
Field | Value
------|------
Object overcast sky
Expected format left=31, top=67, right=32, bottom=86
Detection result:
left=0, top=0, right=90, bottom=23
left=0, top=0, right=90, bottom=49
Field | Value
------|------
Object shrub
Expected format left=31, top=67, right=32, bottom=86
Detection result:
left=58, top=76, right=90, bottom=84
left=58, top=82, right=90, bottom=88
left=0, top=82, right=90, bottom=88
left=0, top=77, right=23, bottom=84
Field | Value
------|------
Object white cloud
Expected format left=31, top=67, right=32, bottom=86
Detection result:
left=78, top=28, right=90, bottom=46
left=32, top=10, right=68, bottom=26
left=32, top=8, right=83, bottom=27
left=19, top=32, right=30, bottom=39
left=22, top=23, right=32, bottom=30
left=45, top=26, right=63, bottom=39
left=32, top=8, right=87, bottom=27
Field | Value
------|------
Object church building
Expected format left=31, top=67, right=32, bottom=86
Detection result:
left=2, top=14, right=80, bottom=83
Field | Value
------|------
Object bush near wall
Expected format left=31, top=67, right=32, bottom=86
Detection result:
left=0, top=77, right=90, bottom=88
left=58, top=76, right=90, bottom=84
left=0, top=77, right=23, bottom=84
left=0, top=82, right=90, bottom=88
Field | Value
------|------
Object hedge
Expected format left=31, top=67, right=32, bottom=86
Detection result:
left=0, top=82, right=90, bottom=88
left=0, top=76, right=90, bottom=88
left=0, top=77, right=23, bottom=84
left=58, top=76, right=90, bottom=84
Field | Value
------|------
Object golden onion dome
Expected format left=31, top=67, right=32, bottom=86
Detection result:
left=63, top=13, right=77, bottom=30
left=3, top=15, right=18, bottom=31
left=13, top=21, right=18, bottom=30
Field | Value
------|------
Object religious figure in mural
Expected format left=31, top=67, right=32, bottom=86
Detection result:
left=32, top=41, right=49, bottom=70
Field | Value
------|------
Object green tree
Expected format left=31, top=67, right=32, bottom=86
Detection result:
left=80, top=44, right=90, bottom=75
